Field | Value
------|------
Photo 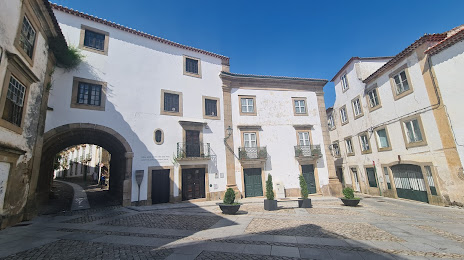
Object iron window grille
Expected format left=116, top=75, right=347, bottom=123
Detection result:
left=164, top=93, right=179, bottom=112
left=77, top=82, right=102, bottom=106
left=3, top=76, right=26, bottom=126
left=205, top=99, right=217, bottom=116
left=84, top=30, right=105, bottom=51
left=19, top=16, right=36, bottom=58
left=185, top=58, right=199, bottom=74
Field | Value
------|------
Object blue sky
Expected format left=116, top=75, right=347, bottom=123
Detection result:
left=52, top=0, right=464, bottom=107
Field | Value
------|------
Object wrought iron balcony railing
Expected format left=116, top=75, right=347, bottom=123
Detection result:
left=177, top=142, right=211, bottom=159
left=238, top=146, right=267, bottom=160
left=294, top=145, right=322, bottom=158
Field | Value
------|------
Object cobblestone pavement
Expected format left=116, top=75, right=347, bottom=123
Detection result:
left=1, top=196, right=464, bottom=259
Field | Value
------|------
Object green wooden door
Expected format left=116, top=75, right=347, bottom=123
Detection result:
left=244, top=168, right=263, bottom=197
left=391, top=164, right=429, bottom=203
left=302, top=165, right=317, bottom=194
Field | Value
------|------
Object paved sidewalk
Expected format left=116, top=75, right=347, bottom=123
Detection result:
left=1, top=196, right=464, bottom=259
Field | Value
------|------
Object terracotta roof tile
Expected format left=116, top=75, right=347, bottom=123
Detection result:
left=50, top=3, right=230, bottom=65
left=426, top=27, right=464, bottom=55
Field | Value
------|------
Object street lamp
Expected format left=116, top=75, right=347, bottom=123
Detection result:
left=225, top=126, right=233, bottom=139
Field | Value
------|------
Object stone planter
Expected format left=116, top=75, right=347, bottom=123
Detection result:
left=341, top=198, right=360, bottom=207
left=219, top=203, right=241, bottom=214
left=264, top=199, right=277, bottom=211
left=298, top=198, right=312, bottom=208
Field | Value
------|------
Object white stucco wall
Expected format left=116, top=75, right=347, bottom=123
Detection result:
left=430, top=41, right=464, bottom=171
left=48, top=11, right=227, bottom=202
left=330, top=55, right=449, bottom=195
left=230, top=88, right=329, bottom=193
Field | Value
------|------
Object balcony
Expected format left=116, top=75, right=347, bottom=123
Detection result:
left=294, top=145, right=322, bottom=164
left=238, top=147, right=268, bottom=166
left=176, top=142, right=211, bottom=161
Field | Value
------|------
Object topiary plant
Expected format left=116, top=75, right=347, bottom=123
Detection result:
left=266, top=173, right=275, bottom=200
left=343, top=187, right=355, bottom=199
left=223, top=188, right=235, bottom=204
left=299, top=175, right=309, bottom=199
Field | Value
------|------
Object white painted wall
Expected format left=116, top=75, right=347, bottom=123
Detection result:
left=329, top=55, right=450, bottom=195
left=231, top=88, right=329, bottom=193
left=48, top=11, right=227, bottom=202
left=430, top=40, right=464, bottom=179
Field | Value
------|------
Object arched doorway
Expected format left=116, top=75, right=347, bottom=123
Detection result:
left=36, top=124, right=133, bottom=208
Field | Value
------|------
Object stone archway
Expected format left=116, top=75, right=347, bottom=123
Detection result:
left=36, top=123, right=133, bottom=208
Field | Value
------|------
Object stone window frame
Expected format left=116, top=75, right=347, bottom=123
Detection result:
left=183, top=55, right=202, bottom=78
left=328, top=111, right=336, bottom=130
left=339, top=105, right=349, bottom=125
left=340, top=73, right=349, bottom=92
left=295, top=129, right=312, bottom=146
left=351, top=95, right=364, bottom=119
left=292, top=97, right=308, bottom=116
left=79, top=25, right=110, bottom=55
left=71, top=77, right=107, bottom=111
left=374, top=126, right=392, bottom=152
left=202, top=95, right=220, bottom=120
left=0, top=53, right=38, bottom=134
left=14, top=3, right=40, bottom=66
left=389, top=63, right=414, bottom=100
left=344, top=136, right=355, bottom=157
left=400, top=114, right=427, bottom=148
left=238, top=95, right=257, bottom=116
left=332, top=141, right=341, bottom=158
left=160, top=89, right=183, bottom=117
left=358, top=132, right=372, bottom=154
left=153, top=128, right=164, bottom=145
left=366, top=84, right=382, bottom=112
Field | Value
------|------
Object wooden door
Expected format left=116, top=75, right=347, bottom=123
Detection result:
left=152, top=169, right=170, bottom=204
left=182, top=168, right=205, bottom=200
left=302, top=165, right=317, bottom=194
left=186, top=130, right=200, bottom=157
left=244, top=168, right=263, bottom=197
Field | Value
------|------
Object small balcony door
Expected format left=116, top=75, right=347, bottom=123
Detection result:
left=243, top=132, right=257, bottom=158
left=298, top=132, right=310, bottom=146
left=186, top=130, right=200, bottom=157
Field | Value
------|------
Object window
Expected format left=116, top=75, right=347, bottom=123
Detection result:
left=183, top=56, right=201, bottom=78
left=367, top=87, right=381, bottom=111
left=18, top=16, right=36, bottom=58
left=239, top=96, right=256, bottom=116
left=154, top=129, right=164, bottom=145
left=2, top=76, right=26, bottom=127
left=77, top=82, right=102, bottom=106
left=160, top=89, right=182, bottom=116
left=352, top=97, right=363, bottom=118
left=243, top=132, right=257, bottom=147
left=359, top=133, right=371, bottom=154
left=298, top=132, right=310, bottom=146
left=341, top=73, right=349, bottom=91
left=84, top=30, right=105, bottom=51
left=383, top=167, right=391, bottom=189
left=375, top=128, right=391, bottom=151
left=328, top=113, right=335, bottom=130
left=351, top=167, right=360, bottom=191
left=389, top=65, right=413, bottom=100
left=401, top=117, right=427, bottom=148
left=345, top=137, right=354, bottom=156
left=332, top=142, right=340, bottom=158
left=203, top=96, right=220, bottom=119
left=79, top=26, right=109, bottom=55
left=71, top=77, right=107, bottom=111
left=340, top=106, right=348, bottom=124
left=366, top=167, right=377, bottom=187
left=292, top=97, right=307, bottom=115
left=424, top=166, right=437, bottom=195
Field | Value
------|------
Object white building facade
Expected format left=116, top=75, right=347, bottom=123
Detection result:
left=328, top=29, right=464, bottom=205
left=45, top=5, right=339, bottom=206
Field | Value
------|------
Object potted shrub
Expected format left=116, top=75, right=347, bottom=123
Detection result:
left=298, top=175, right=312, bottom=208
left=341, top=187, right=361, bottom=206
left=264, top=174, right=277, bottom=211
left=219, top=188, right=241, bottom=214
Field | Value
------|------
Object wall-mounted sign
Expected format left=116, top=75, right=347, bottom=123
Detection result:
left=135, top=170, right=144, bottom=186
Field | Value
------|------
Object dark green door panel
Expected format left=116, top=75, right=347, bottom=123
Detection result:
left=391, top=164, right=429, bottom=203
left=302, top=165, right=317, bottom=194
left=244, top=168, right=263, bottom=197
